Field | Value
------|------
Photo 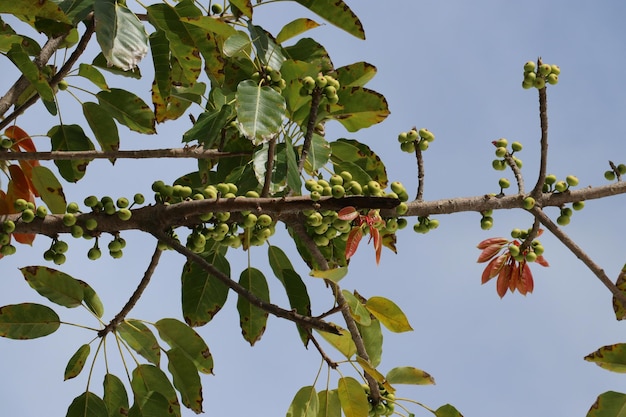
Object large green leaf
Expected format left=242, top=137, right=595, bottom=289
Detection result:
left=276, top=18, right=321, bottom=44
left=64, top=343, right=90, bottom=380
left=7, top=43, right=56, bottom=114
left=587, top=391, right=626, bottom=417
left=48, top=124, right=94, bottom=182
left=0, top=303, right=60, bottom=339
left=94, top=0, right=148, bottom=71
left=182, top=105, right=233, bottom=147
left=147, top=3, right=202, bottom=84
left=83, top=102, right=120, bottom=154
left=329, top=87, right=389, bottom=131
left=20, top=266, right=84, bottom=308
left=166, top=348, right=203, bottom=413
left=330, top=139, right=388, bottom=187
left=365, top=296, right=413, bottom=333
left=0, top=2, right=70, bottom=24
left=435, top=404, right=464, bottom=417
left=337, top=376, right=369, bottom=417
left=356, top=318, right=382, bottom=368
left=237, top=267, right=270, bottom=346
left=179, top=15, right=238, bottom=38
left=92, top=52, right=141, bottom=79
left=342, top=290, right=371, bottom=326
left=335, top=62, right=377, bottom=87
left=248, top=23, right=286, bottom=70
left=181, top=252, right=230, bottom=327
left=78, top=280, right=105, bottom=318
left=386, top=366, right=435, bottom=385
left=285, top=0, right=365, bottom=40
left=236, top=79, right=286, bottom=145
left=154, top=318, right=213, bottom=374
left=66, top=392, right=108, bottom=417
left=103, top=373, right=130, bottom=417
left=96, top=88, right=156, bottom=134
left=287, top=386, right=318, bottom=417
left=118, top=320, right=161, bottom=366
left=317, top=389, right=341, bottom=417
left=30, top=165, right=66, bottom=214
left=284, top=38, right=333, bottom=73
left=78, top=63, right=109, bottom=90
left=586, top=344, right=626, bottom=373
left=131, top=364, right=180, bottom=417
left=150, top=30, right=171, bottom=102
left=267, top=245, right=311, bottom=344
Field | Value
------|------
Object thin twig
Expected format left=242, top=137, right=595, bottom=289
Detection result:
left=531, top=58, right=549, bottom=197
left=414, top=142, right=425, bottom=201
left=530, top=207, right=626, bottom=306
left=97, top=244, right=163, bottom=337
left=297, top=90, right=323, bottom=173
left=148, top=228, right=341, bottom=334
left=310, top=334, right=338, bottom=369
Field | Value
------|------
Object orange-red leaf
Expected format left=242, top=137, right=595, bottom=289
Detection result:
left=370, top=226, right=382, bottom=264
left=476, top=237, right=509, bottom=250
left=5, top=126, right=37, bottom=152
left=482, top=254, right=507, bottom=284
left=345, top=227, right=363, bottom=260
left=13, top=232, right=35, bottom=245
left=519, top=262, right=534, bottom=294
left=535, top=255, right=549, bottom=267
left=338, top=206, right=359, bottom=221
left=477, top=242, right=507, bottom=263
left=496, top=262, right=512, bottom=298
left=0, top=190, right=9, bottom=214
left=7, top=166, right=35, bottom=209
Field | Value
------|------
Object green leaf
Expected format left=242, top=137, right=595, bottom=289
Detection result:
left=66, top=392, right=108, bottom=417
left=166, top=348, right=203, bottom=413
left=305, top=134, right=331, bottom=173
left=355, top=357, right=390, bottom=391
left=181, top=252, right=230, bottom=327
left=230, top=0, right=253, bottom=18
left=386, top=366, right=435, bottom=385
left=83, top=102, right=120, bottom=155
left=0, top=303, right=60, bottom=339
left=287, top=386, right=318, bottom=417
left=222, top=32, right=252, bottom=58
left=316, top=325, right=356, bottom=358
left=237, top=267, right=270, bottom=346
left=588, top=391, right=626, bottom=417
left=147, top=3, right=202, bottom=84
left=435, top=404, right=464, bottom=417
left=103, top=373, right=130, bottom=417
left=182, top=105, right=233, bottom=147
left=276, top=18, right=321, bottom=44
left=236, top=80, right=286, bottom=145
left=118, top=320, right=161, bottom=366
left=337, top=376, right=369, bottom=417
left=341, top=290, right=371, bottom=326
left=48, top=124, right=94, bottom=182
left=7, top=43, right=56, bottom=113
left=92, top=52, right=141, bottom=79
left=79, top=280, right=104, bottom=318
left=335, top=62, right=377, bottom=87
left=249, top=24, right=286, bottom=70
left=30, top=165, right=66, bottom=213
left=356, top=318, right=382, bottom=368
left=78, top=64, right=109, bottom=90
left=0, top=2, right=70, bottom=24
left=96, top=88, right=156, bottom=134
left=330, top=139, right=388, bottom=187
left=64, top=344, right=90, bottom=380
left=20, top=266, right=85, bottom=308
left=317, top=389, right=341, bottom=417
left=365, top=296, right=413, bottom=333
left=150, top=30, right=171, bottom=101
left=268, top=245, right=311, bottom=344
left=329, top=87, right=389, bottom=131
left=285, top=137, right=302, bottom=192
left=179, top=15, right=237, bottom=38
left=154, top=318, right=213, bottom=374
left=287, top=0, right=365, bottom=40
left=585, top=344, right=626, bottom=373
left=131, top=364, right=180, bottom=417
left=310, top=267, right=348, bottom=283
left=94, top=0, right=148, bottom=71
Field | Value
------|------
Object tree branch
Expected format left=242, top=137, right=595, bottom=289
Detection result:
left=531, top=59, right=549, bottom=197
left=297, top=90, right=323, bottom=173
left=261, top=138, right=276, bottom=197
left=0, top=148, right=250, bottom=161
left=148, top=228, right=341, bottom=334
left=97, top=244, right=162, bottom=337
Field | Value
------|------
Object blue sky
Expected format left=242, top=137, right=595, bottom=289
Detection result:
left=2, top=1, right=626, bottom=416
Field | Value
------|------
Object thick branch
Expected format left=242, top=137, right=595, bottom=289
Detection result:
left=98, top=244, right=162, bottom=337
left=531, top=74, right=549, bottom=197
left=297, top=90, right=323, bottom=173
left=261, top=139, right=276, bottom=197
left=0, top=148, right=250, bottom=161
left=148, top=228, right=341, bottom=334
left=414, top=144, right=425, bottom=201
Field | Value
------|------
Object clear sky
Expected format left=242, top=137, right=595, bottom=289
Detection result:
left=2, top=1, right=626, bottom=416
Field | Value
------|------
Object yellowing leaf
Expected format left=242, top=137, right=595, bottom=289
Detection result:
left=337, top=376, right=369, bottom=417
left=316, top=325, right=356, bottom=358
left=310, top=267, right=348, bottom=283
left=64, top=344, right=90, bottom=380
left=365, top=296, right=413, bottom=333
left=386, top=366, right=435, bottom=385
left=287, top=386, right=318, bottom=417
left=585, top=344, right=626, bottom=373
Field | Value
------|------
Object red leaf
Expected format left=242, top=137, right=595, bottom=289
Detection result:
left=509, top=262, right=519, bottom=292
left=519, top=262, right=534, bottom=294
left=5, top=126, right=37, bottom=152
left=13, top=232, right=35, bottom=245
left=337, top=206, right=359, bottom=221
left=345, top=227, right=363, bottom=260
left=7, top=166, right=35, bottom=210
left=476, top=237, right=509, bottom=249
left=496, top=262, right=512, bottom=298
left=370, top=226, right=382, bottom=264
left=477, top=242, right=507, bottom=263
left=535, top=255, right=550, bottom=267
left=0, top=190, right=9, bottom=214
left=481, top=254, right=507, bottom=284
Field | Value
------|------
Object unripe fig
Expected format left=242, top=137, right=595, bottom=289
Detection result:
left=556, top=215, right=570, bottom=226
left=533, top=244, right=545, bottom=256
left=554, top=181, right=567, bottom=192
left=524, top=71, right=537, bottom=82
left=523, top=61, right=536, bottom=72
left=21, top=209, right=35, bottom=223
left=340, top=171, right=353, bottom=182
left=2, top=220, right=15, bottom=233
left=242, top=213, right=257, bottom=228
left=566, top=175, right=579, bottom=187
left=245, top=190, right=260, bottom=198
left=605, top=170, right=616, bottom=181
left=522, top=80, right=534, bottom=89
left=315, top=75, right=327, bottom=88
left=428, top=219, right=440, bottom=229
left=117, top=208, right=132, bottom=221
left=495, top=138, right=508, bottom=148
left=534, top=77, right=546, bottom=89
left=215, top=211, right=230, bottom=222
left=104, top=202, right=116, bottom=215
left=523, top=196, right=535, bottom=210
left=313, top=235, right=329, bottom=247
left=618, top=164, right=626, bottom=175
left=418, top=139, right=429, bottom=151
left=0, top=138, right=13, bottom=149
left=84, top=195, right=99, bottom=207
left=513, top=157, right=523, bottom=168
left=14, top=198, right=28, bottom=211
left=36, top=206, right=48, bottom=218
left=492, top=159, right=506, bottom=171
left=390, top=181, right=405, bottom=194
left=109, top=250, right=123, bottom=259
left=0, top=233, right=9, bottom=246
left=397, top=132, right=408, bottom=143
left=87, top=247, right=101, bottom=260
left=85, top=218, right=98, bottom=231
left=66, top=202, right=80, bottom=213
left=400, top=141, right=415, bottom=153
left=511, top=141, right=523, bottom=152
left=508, top=244, right=520, bottom=257
left=573, top=201, right=585, bottom=211
left=211, top=3, right=223, bottom=14
left=63, top=213, right=77, bottom=227
left=561, top=207, right=573, bottom=217
left=116, top=197, right=129, bottom=208
left=525, top=251, right=537, bottom=262
left=495, top=147, right=507, bottom=157
left=326, top=94, right=339, bottom=104
left=57, top=79, right=69, bottom=91
left=310, top=191, right=321, bottom=201
left=396, top=202, right=408, bottom=215
left=539, top=64, right=552, bottom=76
left=480, top=217, right=493, bottom=230
left=70, top=225, right=84, bottom=238
left=499, top=178, right=511, bottom=189
left=544, top=174, right=557, bottom=185
left=547, top=74, right=558, bottom=85
left=331, top=185, right=345, bottom=198
left=406, top=129, right=419, bottom=141
left=347, top=181, right=362, bottom=195
left=53, top=253, right=66, bottom=265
